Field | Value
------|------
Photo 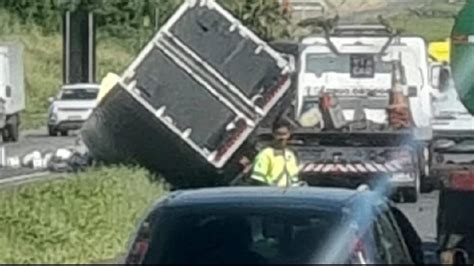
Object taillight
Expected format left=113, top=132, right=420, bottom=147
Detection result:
left=452, top=34, right=469, bottom=44
left=449, top=171, right=474, bottom=191
left=126, top=240, right=150, bottom=264
left=349, top=238, right=369, bottom=264
left=125, top=222, right=151, bottom=265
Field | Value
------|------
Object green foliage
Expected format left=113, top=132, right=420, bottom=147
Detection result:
left=0, top=166, right=167, bottom=263
left=390, top=15, right=454, bottom=42
left=0, top=10, right=134, bottom=129
left=218, top=0, right=290, bottom=40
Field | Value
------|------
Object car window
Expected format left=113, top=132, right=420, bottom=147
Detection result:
left=389, top=206, right=423, bottom=264
left=373, top=211, right=413, bottom=265
left=131, top=207, right=347, bottom=264
left=60, top=88, right=98, bottom=100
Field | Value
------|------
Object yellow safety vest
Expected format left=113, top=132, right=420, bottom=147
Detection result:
left=251, top=147, right=299, bottom=187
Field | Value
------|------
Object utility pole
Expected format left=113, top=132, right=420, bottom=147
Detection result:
left=62, top=9, right=96, bottom=85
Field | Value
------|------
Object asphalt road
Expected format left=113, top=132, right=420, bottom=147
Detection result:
left=397, top=191, right=439, bottom=242
left=0, top=127, right=78, bottom=178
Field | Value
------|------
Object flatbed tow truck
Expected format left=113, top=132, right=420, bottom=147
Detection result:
left=255, top=22, right=436, bottom=203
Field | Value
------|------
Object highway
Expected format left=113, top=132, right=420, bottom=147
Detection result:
left=1, top=127, right=440, bottom=241
left=0, top=128, right=77, bottom=179
left=398, top=192, right=439, bottom=242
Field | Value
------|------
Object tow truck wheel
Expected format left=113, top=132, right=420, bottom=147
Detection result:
left=423, top=146, right=430, bottom=176
left=419, top=144, right=433, bottom=193
left=403, top=173, right=420, bottom=203
left=48, top=126, right=57, bottom=137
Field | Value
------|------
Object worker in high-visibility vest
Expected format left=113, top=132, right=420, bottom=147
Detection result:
left=250, top=119, right=300, bottom=187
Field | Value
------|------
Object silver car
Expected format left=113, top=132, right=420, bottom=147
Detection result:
left=47, top=83, right=99, bottom=136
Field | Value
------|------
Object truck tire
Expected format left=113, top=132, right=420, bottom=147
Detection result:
left=1, top=129, right=6, bottom=142
left=48, top=126, right=57, bottom=137
left=5, top=115, right=19, bottom=142
left=418, top=143, right=433, bottom=193
left=403, top=173, right=420, bottom=203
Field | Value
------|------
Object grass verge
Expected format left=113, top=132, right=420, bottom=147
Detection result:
left=0, top=10, right=135, bottom=130
left=0, top=165, right=168, bottom=263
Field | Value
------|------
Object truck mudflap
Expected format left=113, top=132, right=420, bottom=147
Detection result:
left=81, top=0, right=292, bottom=186
left=299, top=161, right=407, bottom=174
left=298, top=160, right=418, bottom=190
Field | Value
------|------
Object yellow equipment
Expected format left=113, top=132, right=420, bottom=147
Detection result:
left=97, top=72, right=120, bottom=104
left=428, top=38, right=450, bottom=63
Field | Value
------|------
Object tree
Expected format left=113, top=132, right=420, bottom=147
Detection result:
left=0, top=0, right=287, bottom=40
left=219, top=0, right=290, bottom=40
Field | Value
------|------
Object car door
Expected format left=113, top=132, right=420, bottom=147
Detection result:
left=373, top=206, right=415, bottom=265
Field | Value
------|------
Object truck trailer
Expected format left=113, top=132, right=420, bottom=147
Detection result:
left=81, top=0, right=294, bottom=188
left=0, top=43, right=25, bottom=143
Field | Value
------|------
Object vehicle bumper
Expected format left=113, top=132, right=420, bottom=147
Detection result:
left=302, top=172, right=416, bottom=190
left=390, top=172, right=417, bottom=188
left=49, top=120, right=85, bottom=131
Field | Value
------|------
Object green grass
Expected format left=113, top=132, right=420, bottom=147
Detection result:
left=388, top=2, right=461, bottom=42
left=390, top=15, right=454, bottom=41
left=0, top=166, right=168, bottom=263
left=0, top=10, right=136, bottom=130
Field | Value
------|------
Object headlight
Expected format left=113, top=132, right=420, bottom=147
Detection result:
left=48, top=107, right=58, bottom=120
left=49, top=114, right=57, bottom=123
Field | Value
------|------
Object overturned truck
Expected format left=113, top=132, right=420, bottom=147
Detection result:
left=81, top=0, right=293, bottom=187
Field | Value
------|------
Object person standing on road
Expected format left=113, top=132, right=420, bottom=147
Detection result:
left=249, top=119, right=300, bottom=187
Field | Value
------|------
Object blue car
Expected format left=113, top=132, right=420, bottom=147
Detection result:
left=124, top=186, right=429, bottom=264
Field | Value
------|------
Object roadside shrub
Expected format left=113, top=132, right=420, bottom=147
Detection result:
left=0, top=166, right=167, bottom=263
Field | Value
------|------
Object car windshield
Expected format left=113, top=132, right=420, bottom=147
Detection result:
left=140, top=207, right=352, bottom=264
left=60, top=88, right=98, bottom=100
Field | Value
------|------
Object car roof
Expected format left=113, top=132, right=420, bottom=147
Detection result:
left=61, top=83, right=100, bottom=90
left=158, top=186, right=384, bottom=212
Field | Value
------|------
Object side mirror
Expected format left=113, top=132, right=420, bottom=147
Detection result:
left=430, top=64, right=442, bottom=89
left=48, top=97, right=55, bottom=103
left=441, top=248, right=470, bottom=265
left=439, top=68, right=451, bottom=92
left=430, top=64, right=451, bottom=91
left=5, top=85, right=11, bottom=98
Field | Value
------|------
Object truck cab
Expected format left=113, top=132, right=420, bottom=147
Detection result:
left=259, top=24, right=438, bottom=202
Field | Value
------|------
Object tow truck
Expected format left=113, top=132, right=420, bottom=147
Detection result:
left=258, top=23, right=438, bottom=203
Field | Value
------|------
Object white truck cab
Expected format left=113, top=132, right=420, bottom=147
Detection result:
left=296, top=24, right=434, bottom=141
